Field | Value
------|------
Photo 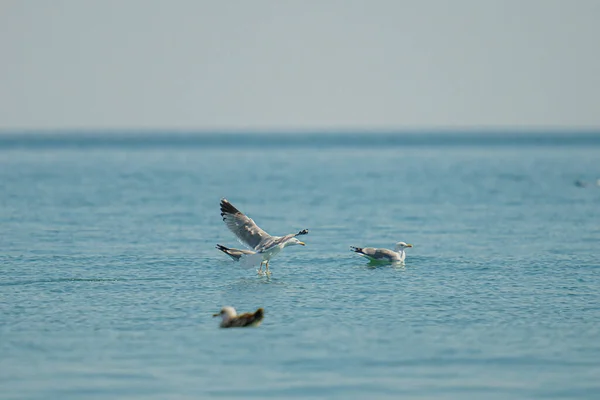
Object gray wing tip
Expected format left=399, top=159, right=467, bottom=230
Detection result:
left=296, top=229, right=309, bottom=236
left=350, top=246, right=362, bottom=253
left=220, top=198, right=240, bottom=218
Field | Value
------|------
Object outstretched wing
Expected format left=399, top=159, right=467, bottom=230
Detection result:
left=220, top=199, right=272, bottom=250
left=216, top=244, right=255, bottom=261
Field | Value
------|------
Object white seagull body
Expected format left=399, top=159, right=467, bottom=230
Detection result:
left=350, top=242, right=413, bottom=264
left=218, top=199, right=308, bottom=274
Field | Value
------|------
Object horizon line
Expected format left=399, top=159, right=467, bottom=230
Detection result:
left=1, top=126, right=600, bottom=136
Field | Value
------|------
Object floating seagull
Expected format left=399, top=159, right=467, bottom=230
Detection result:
left=219, top=198, right=308, bottom=275
left=213, top=306, right=264, bottom=328
left=350, top=242, right=413, bottom=263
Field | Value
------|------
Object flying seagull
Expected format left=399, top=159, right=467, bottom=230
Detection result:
left=219, top=198, right=308, bottom=274
left=213, top=306, right=264, bottom=328
left=350, top=242, right=413, bottom=263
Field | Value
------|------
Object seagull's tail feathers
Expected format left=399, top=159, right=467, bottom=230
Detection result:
left=253, top=308, right=264, bottom=320
left=239, top=253, right=264, bottom=269
left=350, top=246, right=364, bottom=254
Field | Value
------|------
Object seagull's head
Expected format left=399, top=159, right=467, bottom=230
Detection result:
left=213, top=306, right=237, bottom=322
left=395, top=242, right=413, bottom=251
left=286, top=237, right=306, bottom=247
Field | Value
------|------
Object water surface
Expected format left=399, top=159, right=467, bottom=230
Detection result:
left=1, top=133, right=599, bottom=399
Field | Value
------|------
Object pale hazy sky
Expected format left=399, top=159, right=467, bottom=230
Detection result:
left=1, top=0, right=599, bottom=131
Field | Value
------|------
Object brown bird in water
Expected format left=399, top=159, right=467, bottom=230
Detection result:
left=213, top=306, right=264, bottom=328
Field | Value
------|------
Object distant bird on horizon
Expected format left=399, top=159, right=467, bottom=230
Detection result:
left=213, top=306, right=264, bottom=328
left=574, top=179, right=600, bottom=188
left=350, top=242, right=413, bottom=264
left=218, top=198, right=308, bottom=275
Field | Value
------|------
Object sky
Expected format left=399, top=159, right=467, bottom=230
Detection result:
left=1, top=0, right=599, bottom=131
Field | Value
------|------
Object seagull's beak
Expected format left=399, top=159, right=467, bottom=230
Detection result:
left=212, top=313, right=220, bottom=317
left=298, top=241, right=306, bottom=246
left=406, top=244, right=413, bottom=248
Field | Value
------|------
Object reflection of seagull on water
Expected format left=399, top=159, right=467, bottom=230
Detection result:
left=213, top=306, right=264, bottom=328
left=350, top=242, right=413, bottom=263
left=218, top=199, right=308, bottom=275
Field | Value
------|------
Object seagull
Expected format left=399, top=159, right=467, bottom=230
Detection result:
left=213, top=306, right=264, bottom=328
left=219, top=198, right=308, bottom=275
left=350, top=242, right=413, bottom=264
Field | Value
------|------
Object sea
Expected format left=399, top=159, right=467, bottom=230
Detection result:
left=1, top=132, right=599, bottom=399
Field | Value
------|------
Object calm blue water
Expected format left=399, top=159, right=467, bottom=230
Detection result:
left=1, top=133, right=599, bottom=399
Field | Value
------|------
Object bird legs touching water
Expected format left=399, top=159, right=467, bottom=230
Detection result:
left=257, top=261, right=264, bottom=275
left=257, top=261, right=271, bottom=276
